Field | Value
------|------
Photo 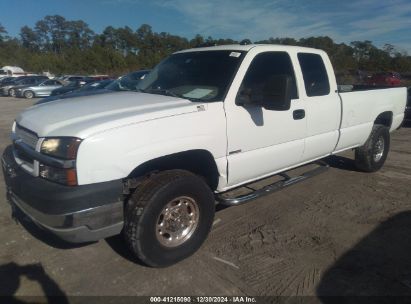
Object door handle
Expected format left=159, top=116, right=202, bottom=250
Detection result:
left=293, top=109, right=305, bottom=120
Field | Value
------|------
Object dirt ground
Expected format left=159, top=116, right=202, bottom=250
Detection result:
left=0, top=96, right=411, bottom=301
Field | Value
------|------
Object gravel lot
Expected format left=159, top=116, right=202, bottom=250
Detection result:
left=1, top=96, right=411, bottom=300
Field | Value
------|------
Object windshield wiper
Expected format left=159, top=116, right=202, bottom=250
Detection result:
left=144, top=88, right=181, bottom=98
left=143, top=88, right=207, bottom=102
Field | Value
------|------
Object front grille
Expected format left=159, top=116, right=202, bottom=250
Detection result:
left=15, top=124, right=38, bottom=149
left=14, top=144, right=33, bottom=163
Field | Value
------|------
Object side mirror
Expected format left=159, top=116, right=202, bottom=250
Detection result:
left=260, top=75, right=293, bottom=111
left=236, top=75, right=293, bottom=111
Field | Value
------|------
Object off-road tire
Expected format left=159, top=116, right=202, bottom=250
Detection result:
left=24, top=91, right=34, bottom=99
left=124, top=169, right=215, bottom=267
left=355, top=124, right=390, bottom=172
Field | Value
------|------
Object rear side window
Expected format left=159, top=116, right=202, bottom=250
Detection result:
left=298, top=53, right=330, bottom=97
left=44, top=80, right=55, bottom=85
left=239, top=51, right=298, bottom=101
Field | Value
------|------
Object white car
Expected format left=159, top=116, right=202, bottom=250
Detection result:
left=2, top=44, right=407, bottom=267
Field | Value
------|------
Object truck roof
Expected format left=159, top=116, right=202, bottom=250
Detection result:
left=176, top=44, right=325, bottom=54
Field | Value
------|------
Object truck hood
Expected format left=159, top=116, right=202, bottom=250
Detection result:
left=16, top=91, right=204, bottom=138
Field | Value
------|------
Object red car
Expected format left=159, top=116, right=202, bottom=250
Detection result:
left=367, top=72, right=402, bottom=86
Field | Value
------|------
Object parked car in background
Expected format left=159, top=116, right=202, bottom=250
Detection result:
left=106, top=70, right=150, bottom=91
left=36, top=79, right=114, bottom=104
left=50, top=78, right=95, bottom=96
left=8, top=77, right=50, bottom=97
left=59, top=75, right=89, bottom=84
left=37, top=71, right=149, bottom=104
left=71, top=79, right=113, bottom=91
left=1, top=76, right=48, bottom=96
left=0, top=77, right=14, bottom=84
left=90, top=75, right=111, bottom=81
left=17, top=79, right=64, bottom=99
left=366, top=72, right=402, bottom=86
left=0, top=76, right=27, bottom=91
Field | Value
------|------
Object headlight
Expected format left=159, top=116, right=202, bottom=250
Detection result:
left=40, top=137, right=82, bottom=159
left=39, top=137, right=82, bottom=186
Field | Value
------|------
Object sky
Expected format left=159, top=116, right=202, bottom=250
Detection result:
left=1, top=0, right=411, bottom=53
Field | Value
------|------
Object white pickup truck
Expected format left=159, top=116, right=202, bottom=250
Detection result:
left=2, top=44, right=407, bottom=267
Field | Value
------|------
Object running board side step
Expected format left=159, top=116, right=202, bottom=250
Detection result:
left=216, top=161, right=329, bottom=206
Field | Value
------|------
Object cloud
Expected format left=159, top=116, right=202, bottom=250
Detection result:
left=101, top=0, right=411, bottom=52
left=156, top=0, right=335, bottom=40
left=151, top=0, right=411, bottom=52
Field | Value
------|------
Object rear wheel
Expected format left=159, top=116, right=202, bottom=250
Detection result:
left=24, top=91, right=34, bottom=99
left=124, top=170, right=215, bottom=267
left=355, top=124, right=390, bottom=172
left=8, top=88, right=15, bottom=97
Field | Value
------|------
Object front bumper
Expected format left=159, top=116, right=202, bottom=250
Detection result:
left=1, top=87, right=10, bottom=96
left=2, top=145, right=124, bottom=243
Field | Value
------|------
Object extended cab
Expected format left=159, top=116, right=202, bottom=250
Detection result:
left=2, top=45, right=407, bottom=267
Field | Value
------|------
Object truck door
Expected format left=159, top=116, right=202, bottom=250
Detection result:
left=225, top=50, right=306, bottom=187
left=296, top=52, right=341, bottom=161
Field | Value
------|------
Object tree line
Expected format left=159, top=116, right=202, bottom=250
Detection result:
left=0, top=15, right=410, bottom=78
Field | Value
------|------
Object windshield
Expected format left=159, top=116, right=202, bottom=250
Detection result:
left=136, top=50, right=245, bottom=101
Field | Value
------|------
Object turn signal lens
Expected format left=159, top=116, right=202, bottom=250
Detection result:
left=39, top=164, right=77, bottom=186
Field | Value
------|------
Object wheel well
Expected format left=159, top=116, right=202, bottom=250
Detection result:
left=374, top=111, right=393, bottom=128
left=127, top=150, right=220, bottom=190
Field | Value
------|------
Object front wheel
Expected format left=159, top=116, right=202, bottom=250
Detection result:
left=124, top=170, right=215, bottom=267
left=9, top=88, right=16, bottom=97
left=355, top=124, right=390, bottom=172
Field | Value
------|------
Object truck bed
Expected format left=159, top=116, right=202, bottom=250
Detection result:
left=334, top=86, right=407, bottom=152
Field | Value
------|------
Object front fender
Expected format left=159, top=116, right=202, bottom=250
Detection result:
left=76, top=104, right=227, bottom=185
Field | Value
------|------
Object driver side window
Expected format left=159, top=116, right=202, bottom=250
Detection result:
left=236, top=52, right=298, bottom=106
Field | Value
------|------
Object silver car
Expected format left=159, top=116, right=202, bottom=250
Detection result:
left=18, top=79, right=63, bottom=99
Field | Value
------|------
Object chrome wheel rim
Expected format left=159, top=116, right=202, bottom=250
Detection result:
left=156, top=196, right=199, bottom=247
left=373, top=136, right=385, bottom=162
left=25, top=92, right=33, bottom=98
